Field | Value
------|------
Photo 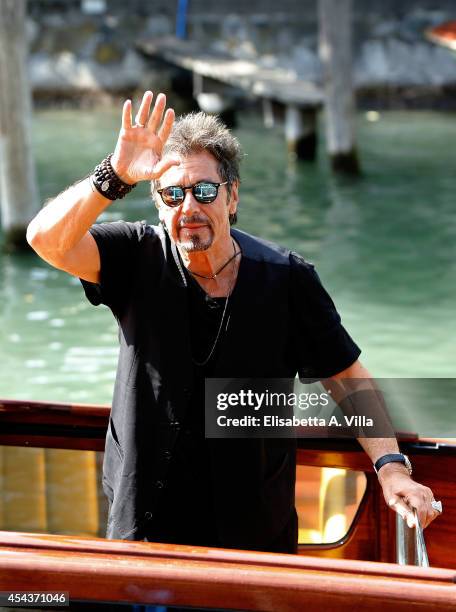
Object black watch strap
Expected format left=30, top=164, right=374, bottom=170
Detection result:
left=374, top=453, right=412, bottom=475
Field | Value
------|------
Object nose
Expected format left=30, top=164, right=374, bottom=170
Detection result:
left=180, top=188, right=200, bottom=215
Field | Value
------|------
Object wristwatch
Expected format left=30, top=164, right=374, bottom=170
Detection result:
left=374, top=453, right=412, bottom=476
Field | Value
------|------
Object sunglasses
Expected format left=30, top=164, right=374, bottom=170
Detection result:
left=157, top=181, right=228, bottom=207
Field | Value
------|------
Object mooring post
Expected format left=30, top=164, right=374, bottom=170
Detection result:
left=318, top=0, right=360, bottom=174
left=284, top=105, right=317, bottom=161
left=262, top=99, right=275, bottom=129
left=0, top=0, right=39, bottom=250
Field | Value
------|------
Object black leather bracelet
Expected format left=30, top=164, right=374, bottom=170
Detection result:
left=91, top=154, right=136, bottom=201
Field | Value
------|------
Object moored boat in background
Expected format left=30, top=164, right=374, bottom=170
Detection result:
left=426, top=21, right=456, bottom=51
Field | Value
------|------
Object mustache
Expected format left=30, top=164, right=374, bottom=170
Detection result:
left=178, top=215, right=211, bottom=227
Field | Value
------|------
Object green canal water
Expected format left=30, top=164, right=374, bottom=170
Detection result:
left=0, top=108, right=455, bottom=436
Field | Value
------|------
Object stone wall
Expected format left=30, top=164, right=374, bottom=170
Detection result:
left=26, top=0, right=456, bottom=107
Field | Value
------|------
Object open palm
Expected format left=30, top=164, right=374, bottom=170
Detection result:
left=111, top=91, right=179, bottom=184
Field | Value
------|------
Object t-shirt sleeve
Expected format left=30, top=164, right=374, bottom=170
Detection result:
left=289, top=251, right=361, bottom=379
left=80, top=220, right=147, bottom=314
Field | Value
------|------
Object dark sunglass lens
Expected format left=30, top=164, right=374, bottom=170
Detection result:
left=193, top=182, right=218, bottom=202
left=162, top=186, right=184, bottom=205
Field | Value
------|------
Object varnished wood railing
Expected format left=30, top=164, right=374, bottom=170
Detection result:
left=0, top=398, right=108, bottom=450
left=0, top=531, right=455, bottom=611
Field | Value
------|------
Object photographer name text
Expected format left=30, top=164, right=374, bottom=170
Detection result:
left=216, top=415, right=374, bottom=427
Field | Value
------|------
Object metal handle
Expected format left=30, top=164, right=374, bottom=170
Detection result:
left=396, top=509, right=429, bottom=567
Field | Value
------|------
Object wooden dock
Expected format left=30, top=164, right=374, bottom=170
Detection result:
left=137, top=35, right=323, bottom=160
left=137, top=35, right=324, bottom=108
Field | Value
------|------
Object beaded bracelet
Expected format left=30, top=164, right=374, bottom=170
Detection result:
left=91, top=154, right=137, bottom=201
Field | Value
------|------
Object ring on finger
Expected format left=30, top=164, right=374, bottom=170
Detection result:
left=134, top=120, right=145, bottom=128
left=431, top=500, right=442, bottom=513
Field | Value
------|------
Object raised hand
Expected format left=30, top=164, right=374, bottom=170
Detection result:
left=111, top=91, right=179, bottom=185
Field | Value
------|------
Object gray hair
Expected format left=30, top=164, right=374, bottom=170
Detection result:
left=152, top=111, right=243, bottom=225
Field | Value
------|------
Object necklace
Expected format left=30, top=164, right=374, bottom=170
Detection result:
left=189, top=239, right=241, bottom=280
left=191, top=239, right=240, bottom=367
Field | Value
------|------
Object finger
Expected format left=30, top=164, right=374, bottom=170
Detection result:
left=135, top=91, right=154, bottom=127
left=416, top=499, right=434, bottom=529
left=122, top=99, right=132, bottom=130
left=413, top=505, right=428, bottom=529
left=422, top=501, right=440, bottom=529
left=421, top=509, right=434, bottom=529
left=151, top=156, right=181, bottom=179
left=148, top=93, right=166, bottom=132
left=404, top=492, right=434, bottom=529
left=388, top=497, right=417, bottom=527
left=158, top=108, right=175, bottom=143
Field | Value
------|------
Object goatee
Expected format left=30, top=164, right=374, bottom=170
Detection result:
left=177, top=215, right=214, bottom=251
left=178, top=233, right=213, bottom=252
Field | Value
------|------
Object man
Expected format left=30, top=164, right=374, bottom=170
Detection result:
left=27, top=91, right=440, bottom=553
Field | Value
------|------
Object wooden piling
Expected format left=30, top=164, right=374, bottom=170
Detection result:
left=0, top=0, right=39, bottom=251
left=318, top=0, right=360, bottom=175
left=285, top=105, right=318, bottom=161
left=262, top=99, right=275, bottom=129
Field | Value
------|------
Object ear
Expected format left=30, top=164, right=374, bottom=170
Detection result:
left=228, top=180, right=239, bottom=216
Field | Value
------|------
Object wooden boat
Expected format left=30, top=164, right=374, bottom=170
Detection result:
left=426, top=21, right=456, bottom=51
left=1, top=398, right=456, bottom=610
